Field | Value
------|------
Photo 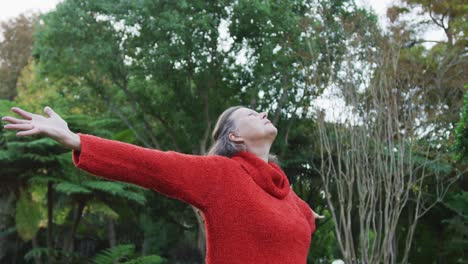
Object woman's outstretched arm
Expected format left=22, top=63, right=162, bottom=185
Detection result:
left=2, top=106, right=81, bottom=150
left=2, top=107, right=231, bottom=210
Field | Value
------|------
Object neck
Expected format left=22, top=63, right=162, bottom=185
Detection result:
left=245, top=141, right=272, bottom=163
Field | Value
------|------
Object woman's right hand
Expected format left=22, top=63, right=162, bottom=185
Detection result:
left=1, top=106, right=81, bottom=151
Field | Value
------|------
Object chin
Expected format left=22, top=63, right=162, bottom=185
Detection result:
left=266, top=126, right=278, bottom=138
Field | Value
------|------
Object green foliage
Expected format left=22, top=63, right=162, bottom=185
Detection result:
left=307, top=210, right=339, bottom=263
left=32, top=0, right=375, bottom=154
left=15, top=190, right=42, bottom=241
left=0, top=13, right=39, bottom=100
left=91, top=244, right=166, bottom=264
left=92, top=244, right=135, bottom=264
left=122, top=255, right=166, bottom=264
left=55, top=182, right=92, bottom=195
left=23, top=247, right=81, bottom=263
left=82, top=181, right=146, bottom=205
left=454, top=90, right=468, bottom=161
left=85, top=201, right=119, bottom=220
left=442, top=191, right=468, bottom=260
left=0, top=99, right=15, bottom=114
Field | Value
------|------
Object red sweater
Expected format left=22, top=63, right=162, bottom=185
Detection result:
left=72, top=134, right=316, bottom=264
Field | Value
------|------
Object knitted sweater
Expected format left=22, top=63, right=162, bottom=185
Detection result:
left=72, top=134, right=316, bottom=264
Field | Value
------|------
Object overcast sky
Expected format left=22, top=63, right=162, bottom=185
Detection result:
left=1, top=0, right=445, bottom=36
left=0, top=0, right=444, bottom=42
left=2, top=1, right=390, bottom=20
left=0, top=0, right=401, bottom=26
left=0, top=0, right=61, bottom=21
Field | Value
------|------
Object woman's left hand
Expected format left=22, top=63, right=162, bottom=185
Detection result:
left=311, top=209, right=325, bottom=220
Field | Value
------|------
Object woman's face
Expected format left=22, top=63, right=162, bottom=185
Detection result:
left=229, top=107, right=278, bottom=144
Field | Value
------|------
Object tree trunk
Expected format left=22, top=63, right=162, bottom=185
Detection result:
left=192, top=206, right=206, bottom=262
left=142, top=231, right=150, bottom=255
left=31, top=235, right=41, bottom=264
left=108, top=219, right=117, bottom=264
left=0, top=190, right=15, bottom=260
left=63, top=200, right=86, bottom=253
left=108, top=219, right=116, bottom=248
left=46, top=181, right=54, bottom=262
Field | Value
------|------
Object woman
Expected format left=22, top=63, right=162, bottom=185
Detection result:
left=2, top=106, right=322, bottom=264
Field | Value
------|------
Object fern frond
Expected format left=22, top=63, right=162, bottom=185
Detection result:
left=20, top=153, right=57, bottom=163
left=55, top=182, right=92, bottom=195
left=28, top=176, right=62, bottom=185
left=91, top=244, right=135, bottom=264
left=89, top=118, right=121, bottom=128
left=24, top=247, right=48, bottom=262
left=24, top=247, right=82, bottom=262
left=83, top=181, right=146, bottom=205
left=122, top=255, right=166, bottom=264
left=86, top=201, right=119, bottom=219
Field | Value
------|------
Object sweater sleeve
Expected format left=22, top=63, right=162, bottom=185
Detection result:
left=292, top=192, right=316, bottom=235
left=72, top=133, right=231, bottom=210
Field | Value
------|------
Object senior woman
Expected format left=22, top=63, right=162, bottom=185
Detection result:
left=2, top=106, right=322, bottom=264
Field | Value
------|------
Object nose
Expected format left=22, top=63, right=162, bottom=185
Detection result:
left=260, top=112, right=268, bottom=119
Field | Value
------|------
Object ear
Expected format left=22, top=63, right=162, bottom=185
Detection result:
left=229, top=132, right=244, bottom=143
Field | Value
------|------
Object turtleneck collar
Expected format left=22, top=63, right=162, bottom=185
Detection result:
left=232, top=151, right=290, bottom=199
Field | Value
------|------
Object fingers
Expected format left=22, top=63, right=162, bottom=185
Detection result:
left=1, top=116, right=30, bottom=124
left=311, top=208, right=325, bottom=220
left=4, top=124, right=34, bottom=131
left=3, top=123, right=39, bottom=137
left=16, top=128, right=40, bottom=137
left=11, top=107, right=33, bottom=120
left=315, top=214, right=325, bottom=220
left=43, top=106, right=57, bottom=118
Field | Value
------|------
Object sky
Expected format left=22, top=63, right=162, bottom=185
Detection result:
left=0, top=0, right=445, bottom=43
left=0, top=0, right=62, bottom=21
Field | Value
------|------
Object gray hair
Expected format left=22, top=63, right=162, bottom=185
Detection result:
left=207, top=106, right=278, bottom=163
left=207, top=106, right=246, bottom=157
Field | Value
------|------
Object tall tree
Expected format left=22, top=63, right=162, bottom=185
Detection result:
left=317, top=42, right=462, bottom=263
left=315, top=0, right=467, bottom=261
left=0, top=13, right=39, bottom=100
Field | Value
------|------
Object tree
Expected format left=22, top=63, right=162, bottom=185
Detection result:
left=383, top=2, right=467, bottom=262
left=0, top=13, right=39, bottom=100
left=385, top=0, right=466, bottom=137
left=316, top=18, right=464, bottom=263
left=401, top=0, right=466, bottom=47
left=0, top=101, right=151, bottom=263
